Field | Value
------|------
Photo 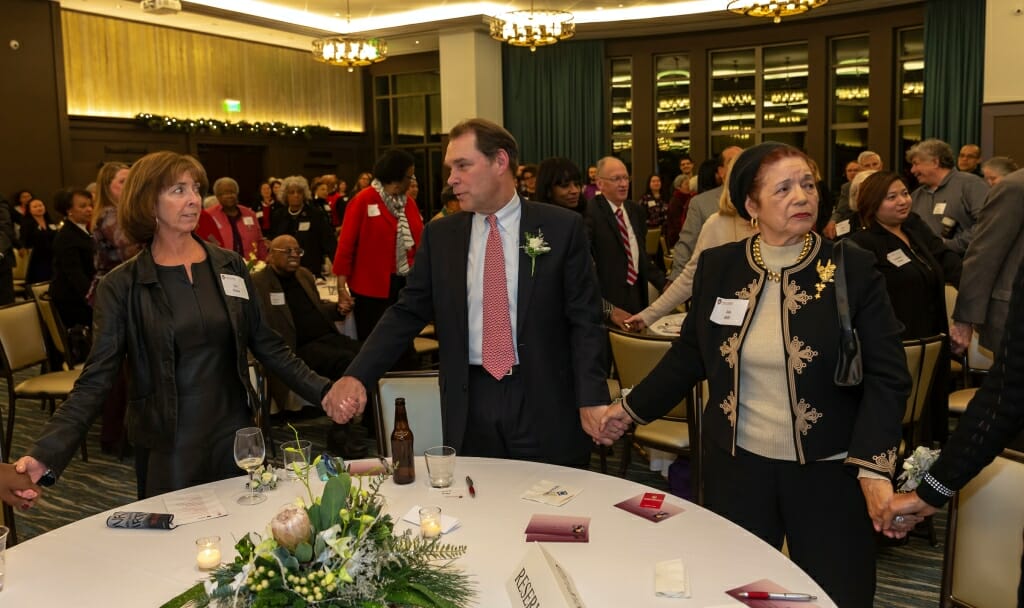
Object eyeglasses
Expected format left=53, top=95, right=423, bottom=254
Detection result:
left=271, top=247, right=305, bottom=257
left=599, top=175, right=630, bottom=184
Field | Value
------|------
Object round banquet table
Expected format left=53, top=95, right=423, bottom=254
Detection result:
left=4, top=457, right=833, bottom=607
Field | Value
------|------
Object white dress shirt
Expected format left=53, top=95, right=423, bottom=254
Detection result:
left=467, top=195, right=522, bottom=365
left=606, top=198, right=640, bottom=274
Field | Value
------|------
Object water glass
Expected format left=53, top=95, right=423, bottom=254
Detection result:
left=424, top=445, right=456, bottom=488
left=282, top=439, right=312, bottom=480
left=234, top=427, right=267, bottom=505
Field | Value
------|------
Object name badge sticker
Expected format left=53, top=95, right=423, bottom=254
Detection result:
left=886, top=249, right=912, bottom=267
left=220, top=274, right=249, bottom=300
left=933, top=202, right=947, bottom=215
left=270, top=292, right=286, bottom=306
left=243, top=216, right=255, bottom=226
left=367, top=204, right=381, bottom=217
left=835, top=219, right=851, bottom=236
left=710, top=297, right=749, bottom=326
left=298, top=221, right=311, bottom=232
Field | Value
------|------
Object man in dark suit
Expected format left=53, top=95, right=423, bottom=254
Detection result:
left=323, top=118, right=625, bottom=467
left=252, top=234, right=365, bottom=458
left=586, top=156, right=662, bottom=329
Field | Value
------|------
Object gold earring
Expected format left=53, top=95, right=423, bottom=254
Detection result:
left=750, top=216, right=758, bottom=229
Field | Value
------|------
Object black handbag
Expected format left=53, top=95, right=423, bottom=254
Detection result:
left=833, top=241, right=863, bottom=386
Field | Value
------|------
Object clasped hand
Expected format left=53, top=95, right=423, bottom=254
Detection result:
left=322, top=376, right=367, bottom=424
left=579, top=401, right=632, bottom=446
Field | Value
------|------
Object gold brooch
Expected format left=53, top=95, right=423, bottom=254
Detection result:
left=814, top=259, right=836, bottom=299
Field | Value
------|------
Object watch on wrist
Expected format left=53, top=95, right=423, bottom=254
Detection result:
left=38, top=468, right=57, bottom=487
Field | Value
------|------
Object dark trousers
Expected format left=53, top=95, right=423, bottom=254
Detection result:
left=703, top=442, right=876, bottom=608
left=353, top=274, right=417, bottom=370
left=461, top=366, right=589, bottom=468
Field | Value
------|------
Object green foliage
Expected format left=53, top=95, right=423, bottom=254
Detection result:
left=318, top=476, right=350, bottom=531
left=294, top=541, right=313, bottom=563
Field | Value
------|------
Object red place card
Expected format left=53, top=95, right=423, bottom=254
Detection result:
left=639, top=492, right=665, bottom=509
left=614, top=493, right=684, bottom=523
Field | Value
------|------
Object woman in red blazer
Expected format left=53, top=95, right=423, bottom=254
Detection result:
left=333, top=150, right=423, bottom=342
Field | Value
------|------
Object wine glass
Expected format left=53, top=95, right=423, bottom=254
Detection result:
left=234, top=427, right=267, bottom=505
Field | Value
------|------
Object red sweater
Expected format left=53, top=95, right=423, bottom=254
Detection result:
left=332, top=187, right=423, bottom=298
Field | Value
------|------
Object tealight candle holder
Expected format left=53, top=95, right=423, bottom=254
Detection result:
left=196, top=536, right=222, bottom=570
left=419, top=506, right=442, bottom=539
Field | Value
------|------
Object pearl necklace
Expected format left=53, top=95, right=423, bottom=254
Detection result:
left=752, top=232, right=813, bottom=282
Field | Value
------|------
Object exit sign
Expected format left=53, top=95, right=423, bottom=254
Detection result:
left=223, top=99, right=242, bottom=113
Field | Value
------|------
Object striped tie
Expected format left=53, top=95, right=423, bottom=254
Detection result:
left=616, top=208, right=637, bottom=286
left=482, top=214, right=515, bottom=380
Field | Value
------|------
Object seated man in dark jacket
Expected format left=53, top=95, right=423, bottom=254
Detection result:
left=253, top=235, right=365, bottom=458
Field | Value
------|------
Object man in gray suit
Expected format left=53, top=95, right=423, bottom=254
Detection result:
left=908, top=139, right=989, bottom=256
left=952, top=168, right=1024, bottom=354
left=666, top=146, right=742, bottom=283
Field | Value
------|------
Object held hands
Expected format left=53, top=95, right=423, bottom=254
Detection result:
left=622, top=313, right=647, bottom=333
left=950, top=321, right=974, bottom=356
left=6, top=459, right=45, bottom=509
left=886, top=490, right=938, bottom=522
left=859, top=477, right=923, bottom=539
left=609, top=307, right=632, bottom=331
left=580, top=405, right=629, bottom=446
left=322, top=376, right=367, bottom=424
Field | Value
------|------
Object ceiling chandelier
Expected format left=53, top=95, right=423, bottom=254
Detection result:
left=312, top=0, right=387, bottom=71
left=489, top=1, right=576, bottom=52
left=727, top=0, right=829, bottom=24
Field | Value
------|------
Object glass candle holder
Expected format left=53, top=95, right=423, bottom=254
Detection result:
left=196, top=536, right=222, bottom=570
left=419, top=505, right=442, bottom=539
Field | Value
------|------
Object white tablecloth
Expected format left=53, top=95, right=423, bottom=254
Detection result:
left=4, top=457, right=832, bottom=606
left=648, top=312, right=687, bottom=337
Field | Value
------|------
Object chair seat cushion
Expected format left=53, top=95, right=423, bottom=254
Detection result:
left=635, top=419, right=690, bottom=451
left=949, top=388, right=978, bottom=415
left=413, top=337, right=439, bottom=354
left=950, top=360, right=963, bottom=374
left=15, top=369, right=81, bottom=396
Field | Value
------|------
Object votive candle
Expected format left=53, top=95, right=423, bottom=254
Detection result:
left=196, top=536, right=222, bottom=570
left=419, top=506, right=442, bottom=539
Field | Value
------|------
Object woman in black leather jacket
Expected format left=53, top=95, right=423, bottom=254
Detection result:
left=17, top=152, right=333, bottom=498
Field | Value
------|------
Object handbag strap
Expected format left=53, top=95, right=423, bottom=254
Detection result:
left=834, top=240, right=853, bottom=333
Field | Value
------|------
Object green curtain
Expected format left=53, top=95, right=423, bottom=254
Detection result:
left=502, top=40, right=605, bottom=170
left=922, top=0, right=985, bottom=150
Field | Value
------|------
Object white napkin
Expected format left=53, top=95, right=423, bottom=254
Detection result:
left=401, top=505, right=461, bottom=534
left=655, top=558, right=690, bottom=598
left=520, top=480, right=582, bottom=507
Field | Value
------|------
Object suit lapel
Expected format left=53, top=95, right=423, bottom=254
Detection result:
left=516, top=202, right=539, bottom=339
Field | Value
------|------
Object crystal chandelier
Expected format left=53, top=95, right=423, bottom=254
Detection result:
left=727, top=0, right=829, bottom=24
left=489, top=1, right=576, bottom=52
left=312, top=0, right=387, bottom=71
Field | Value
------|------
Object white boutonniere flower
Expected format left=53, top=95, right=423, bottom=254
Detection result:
left=521, top=230, right=552, bottom=276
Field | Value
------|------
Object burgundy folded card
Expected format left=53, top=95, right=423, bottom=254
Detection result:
left=614, top=492, right=685, bottom=523
left=524, top=514, right=590, bottom=542
left=106, top=511, right=175, bottom=530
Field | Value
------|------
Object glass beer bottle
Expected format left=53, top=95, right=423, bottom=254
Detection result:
left=391, top=398, right=415, bottom=484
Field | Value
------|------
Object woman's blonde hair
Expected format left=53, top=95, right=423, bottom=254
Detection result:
left=93, top=161, right=130, bottom=220
left=119, top=151, right=208, bottom=244
left=718, top=163, right=739, bottom=216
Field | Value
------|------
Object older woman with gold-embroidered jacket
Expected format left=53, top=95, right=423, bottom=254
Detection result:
left=604, top=142, right=910, bottom=608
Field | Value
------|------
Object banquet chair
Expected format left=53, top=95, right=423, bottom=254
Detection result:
left=940, top=448, right=1024, bottom=608
left=948, top=333, right=994, bottom=418
left=0, top=416, right=16, bottom=547
left=645, top=227, right=661, bottom=257
left=413, top=336, right=440, bottom=369
left=900, top=335, right=945, bottom=546
left=12, top=248, right=30, bottom=300
left=608, top=329, right=699, bottom=500
left=944, top=285, right=960, bottom=375
left=30, top=282, right=84, bottom=372
left=0, top=301, right=83, bottom=462
left=373, top=370, right=443, bottom=457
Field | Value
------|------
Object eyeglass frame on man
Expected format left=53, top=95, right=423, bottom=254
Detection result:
left=270, top=247, right=305, bottom=257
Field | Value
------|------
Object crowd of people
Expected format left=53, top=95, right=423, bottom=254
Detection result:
left=3, top=124, right=1024, bottom=606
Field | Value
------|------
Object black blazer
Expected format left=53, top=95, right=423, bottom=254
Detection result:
left=848, top=213, right=961, bottom=339
left=268, top=202, right=337, bottom=277
left=50, top=221, right=96, bottom=327
left=585, top=196, right=662, bottom=314
left=345, top=200, right=610, bottom=466
left=625, top=235, right=910, bottom=476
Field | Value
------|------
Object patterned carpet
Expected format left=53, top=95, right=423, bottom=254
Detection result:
left=4, top=366, right=944, bottom=607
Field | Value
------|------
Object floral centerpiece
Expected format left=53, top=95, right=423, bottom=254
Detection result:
left=163, top=449, right=474, bottom=608
left=246, top=242, right=266, bottom=274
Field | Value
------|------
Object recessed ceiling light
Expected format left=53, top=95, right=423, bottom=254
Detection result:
left=334, top=12, right=340, bottom=17
left=415, top=40, right=420, bottom=44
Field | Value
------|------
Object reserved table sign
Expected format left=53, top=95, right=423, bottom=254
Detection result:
left=506, top=543, right=587, bottom=608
